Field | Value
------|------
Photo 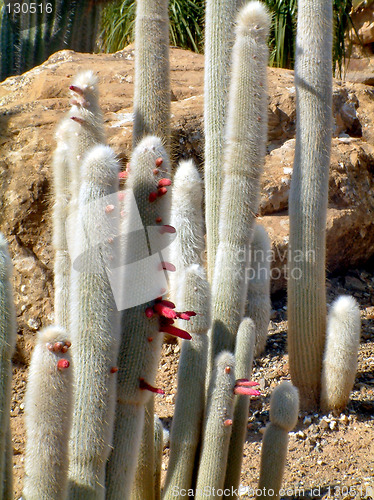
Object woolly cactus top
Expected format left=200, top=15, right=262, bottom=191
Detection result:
left=269, top=381, right=299, bottom=432
left=236, top=1, right=271, bottom=38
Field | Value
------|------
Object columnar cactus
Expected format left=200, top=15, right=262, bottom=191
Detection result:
left=204, top=0, right=242, bottom=282
left=195, top=352, right=236, bottom=500
left=320, top=296, right=361, bottom=411
left=224, top=317, right=256, bottom=494
left=257, top=382, right=299, bottom=500
left=287, top=0, right=333, bottom=409
left=106, top=136, right=192, bottom=499
left=169, top=159, right=205, bottom=307
left=245, top=224, right=271, bottom=357
left=163, top=264, right=211, bottom=498
left=0, top=234, right=16, bottom=500
left=23, top=326, right=72, bottom=500
left=210, top=1, right=270, bottom=364
left=68, top=145, right=121, bottom=499
left=52, top=120, right=72, bottom=330
left=131, top=398, right=156, bottom=500
left=133, top=0, right=170, bottom=148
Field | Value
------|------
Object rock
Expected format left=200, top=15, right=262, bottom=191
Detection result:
left=1, top=46, right=374, bottom=357
left=345, top=275, right=367, bottom=292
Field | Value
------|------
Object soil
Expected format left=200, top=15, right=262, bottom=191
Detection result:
left=10, top=267, right=374, bottom=499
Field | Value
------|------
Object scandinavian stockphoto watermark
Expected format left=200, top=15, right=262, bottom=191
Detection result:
left=65, top=188, right=316, bottom=311
left=236, top=244, right=316, bottom=284
left=170, top=484, right=373, bottom=498
left=65, top=189, right=175, bottom=312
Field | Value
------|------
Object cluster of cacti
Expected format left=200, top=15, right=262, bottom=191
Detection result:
left=0, top=0, right=364, bottom=497
left=0, top=0, right=104, bottom=81
left=287, top=0, right=361, bottom=411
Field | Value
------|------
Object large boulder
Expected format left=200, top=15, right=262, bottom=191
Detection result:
left=0, top=47, right=373, bottom=360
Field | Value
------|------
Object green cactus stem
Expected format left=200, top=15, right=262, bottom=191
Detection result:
left=163, top=264, right=211, bottom=498
left=67, top=144, right=121, bottom=499
left=169, top=159, right=205, bottom=310
left=52, top=119, right=72, bottom=331
left=320, top=296, right=361, bottom=412
left=210, top=1, right=270, bottom=365
left=0, top=234, right=16, bottom=500
left=245, top=224, right=271, bottom=357
left=132, top=397, right=156, bottom=500
left=224, top=317, right=256, bottom=495
left=287, top=0, right=333, bottom=410
left=23, top=326, right=72, bottom=500
left=257, top=382, right=299, bottom=500
left=204, top=0, right=243, bottom=283
left=195, top=352, right=236, bottom=500
left=133, top=0, right=170, bottom=148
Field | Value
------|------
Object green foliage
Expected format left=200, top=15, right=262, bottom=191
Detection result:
left=264, top=0, right=297, bottom=69
left=100, top=0, right=353, bottom=75
left=99, top=0, right=204, bottom=53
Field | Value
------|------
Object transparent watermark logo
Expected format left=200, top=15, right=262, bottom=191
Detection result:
left=66, top=189, right=175, bottom=311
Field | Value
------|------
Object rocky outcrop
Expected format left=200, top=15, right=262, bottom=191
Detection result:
left=0, top=47, right=373, bottom=360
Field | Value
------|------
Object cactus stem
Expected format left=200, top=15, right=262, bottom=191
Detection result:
left=159, top=324, right=192, bottom=340
left=157, top=187, right=168, bottom=197
left=158, top=178, right=172, bottom=188
left=155, top=157, right=163, bottom=167
left=57, top=359, right=70, bottom=371
left=159, top=224, right=176, bottom=234
left=139, top=378, right=165, bottom=394
left=118, top=192, right=126, bottom=201
left=149, top=192, right=158, bottom=202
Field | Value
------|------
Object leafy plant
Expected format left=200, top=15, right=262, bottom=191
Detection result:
left=99, top=0, right=204, bottom=53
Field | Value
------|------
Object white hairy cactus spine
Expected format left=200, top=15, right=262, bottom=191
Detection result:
left=320, top=296, right=361, bottom=412
left=195, top=352, right=236, bottom=500
left=224, top=317, right=256, bottom=494
left=257, top=382, right=299, bottom=500
left=287, top=0, right=333, bottom=409
left=164, top=264, right=210, bottom=498
left=169, top=159, right=205, bottom=307
left=245, top=224, right=271, bottom=357
left=133, top=0, right=170, bottom=148
left=53, top=119, right=72, bottom=331
left=210, top=0, right=270, bottom=364
left=68, top=144, right=121, bottom=499
left=204, top=0, right=243, bottom=282
left=23, top=326, right=73, bottom=500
